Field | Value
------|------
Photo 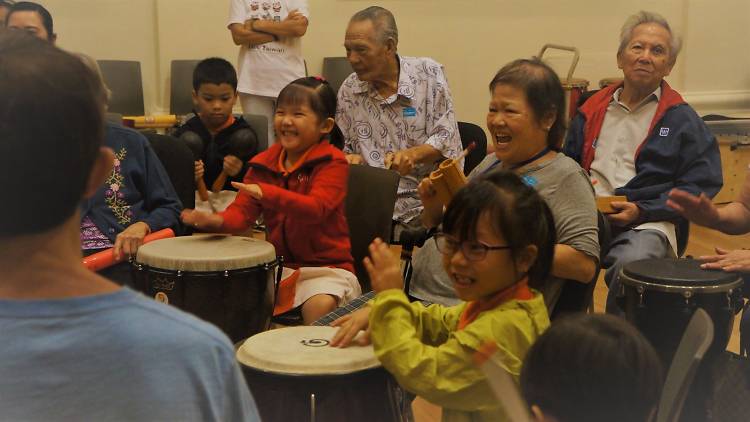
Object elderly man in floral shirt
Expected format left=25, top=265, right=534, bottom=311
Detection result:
left=336, top=6, right=462, bottom=240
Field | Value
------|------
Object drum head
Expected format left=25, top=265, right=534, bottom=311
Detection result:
left=136, top=235, right=276, bottom=271
left=237, top=326, right=380, bottom=376
left=622, top=258, right=740, bottom=287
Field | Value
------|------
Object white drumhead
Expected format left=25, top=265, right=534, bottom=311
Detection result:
left=136, top=235, right=276, bottom=271
left=236, top=326, right=380, bottom=375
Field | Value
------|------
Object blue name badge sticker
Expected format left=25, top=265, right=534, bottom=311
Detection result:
left=521, top=175, right=538, bottom=187
left=403, top=107, right=417, bottom=117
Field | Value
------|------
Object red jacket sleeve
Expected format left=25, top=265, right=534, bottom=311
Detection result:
left=257, top=157, right=348, bottom=224
left=218, top=168, right=263, bottom=233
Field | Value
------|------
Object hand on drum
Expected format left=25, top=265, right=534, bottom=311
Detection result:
left=194, top=160, right=205, bottom=182
left=180, top=209, right=224, bottom=231
left=231, top=182, right=263, bottom=200
left=113, top=221, right=150, bottom=260
left=330, top=307, right=371, bottom=348
left=607, top=200, right=641, bottom=226
left=223, top=155, right=244, bottom=177
left=699, top=247, right=750, bottom=272
left=363, top=238, right=404, bottom=293
left=667, top=189, right=720, bottom=228
left=418, top=177, right=443, bottom=229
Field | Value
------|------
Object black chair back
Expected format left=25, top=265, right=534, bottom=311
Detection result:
left=143, top=133, right=195, bottom=213
left=656, top=308, right=714, bottom=422
left=97, top=60, right=145, bottom=116
left=170, top=60, right=200, bottom=116
left=243, top=114, right=270, bottom=152
left=345, top=165, right=400, bottom=291
left=322, top=57, right=354, bottom=94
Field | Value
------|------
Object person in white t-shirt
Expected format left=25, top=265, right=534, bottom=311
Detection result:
left=228, top=0, right=308, bottom=142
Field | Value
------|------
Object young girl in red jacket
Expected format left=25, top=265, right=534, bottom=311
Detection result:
left=182, top=77, right=360, bottom=324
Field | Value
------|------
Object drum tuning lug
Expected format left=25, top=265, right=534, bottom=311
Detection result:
left=177, top=270, right=182, bottom=277
left=636, top=286, right=644, bottom=306
left=310, top=393, right=316, bottom=422
left=137, top=264, right=143, bottom=271
left=224, top=270, right=229, bottom=277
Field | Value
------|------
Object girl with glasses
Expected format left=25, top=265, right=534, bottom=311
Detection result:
left=332, top=170, right=555, bottom=421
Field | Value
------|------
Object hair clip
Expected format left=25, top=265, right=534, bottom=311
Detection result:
left=313, top=75, right=328, bottom=83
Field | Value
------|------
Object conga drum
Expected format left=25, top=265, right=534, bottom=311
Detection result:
left=237, top=326, right=405, bottom=422
left=133, top=235, right=278, bottom=342
left=618, top=258, right=743, bottom=365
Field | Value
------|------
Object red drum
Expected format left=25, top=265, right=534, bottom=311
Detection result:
left=237, top=326, right=406, bottom=422
left=133, top=235, right=278, bottom=342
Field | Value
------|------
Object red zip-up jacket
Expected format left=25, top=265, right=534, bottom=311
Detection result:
left=219, top=141, right=354, bottom=273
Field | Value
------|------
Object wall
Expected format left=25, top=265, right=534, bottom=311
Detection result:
left=44, top=0, right=750, bottom=124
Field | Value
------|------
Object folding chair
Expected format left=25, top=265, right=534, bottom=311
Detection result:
left=169, top=59, right=200, bottom=116
left=97, top=60, right=144, bottom=116
left=322, top=57, right=354, bottom=94
left=656, top=308, right=714, bottom=422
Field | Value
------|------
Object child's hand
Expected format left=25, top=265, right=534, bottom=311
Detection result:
left=330, top=307, right=371, bottom=348
left=224, top=155, right=244, bottom=177
left=364, top=238, right=404, bottom=293
left=180, top=209, right=223, bottom=231
left=418, top=177, right=443, bottom=229
left=194, top=160, right=204, bottom=182
left=231, top=182, right=263, bottom=200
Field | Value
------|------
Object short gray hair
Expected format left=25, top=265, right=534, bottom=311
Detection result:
left=618, top=11, right=682, bottom=64
left=350, top=6, right=398, bottom=47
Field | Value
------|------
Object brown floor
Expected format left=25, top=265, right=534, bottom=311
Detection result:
left=411, top=223, right=750, bottom=421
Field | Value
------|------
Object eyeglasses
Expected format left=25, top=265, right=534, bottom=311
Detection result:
left=434, top=233, right=511, bottom=261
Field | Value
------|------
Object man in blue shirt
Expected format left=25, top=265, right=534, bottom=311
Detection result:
left=0, top=32, right=260, bottom=421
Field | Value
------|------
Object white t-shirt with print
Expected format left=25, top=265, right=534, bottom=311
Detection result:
left=228, top=0, right=308, bottom=97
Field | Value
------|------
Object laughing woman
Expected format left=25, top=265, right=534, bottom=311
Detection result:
left=410, top=58, right=599, bottom=314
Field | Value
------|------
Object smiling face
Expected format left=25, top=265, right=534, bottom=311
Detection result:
left=274, top=93, right=334, bottom=163
left=486, top=84, right=552, bottom=167
left=193, top=83, right=237, bottom=130
left=441, top=212, right=534, bottom=302
left=344, top=19, right=394, bottom=83
left=617, top=23, right=674, bottom=93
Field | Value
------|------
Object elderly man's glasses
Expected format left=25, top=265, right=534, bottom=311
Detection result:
left=434, top=233, right=511, bottom=261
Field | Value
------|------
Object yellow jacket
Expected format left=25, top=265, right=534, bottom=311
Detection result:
left=369, top=289, right=550, bottom=422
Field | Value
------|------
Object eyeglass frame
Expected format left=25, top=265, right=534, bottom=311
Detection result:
left=433, top=232, right=512, bottom=262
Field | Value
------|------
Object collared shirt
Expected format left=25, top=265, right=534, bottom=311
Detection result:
left=336, top=55, right=462, bottom=223
left=590, top=86, right=676, bottom=254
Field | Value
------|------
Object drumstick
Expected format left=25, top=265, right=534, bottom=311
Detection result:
left=180, top=135, right=210, bottom=201
left=457, top=141, right=476, bottom=161
left=82, top=228, right=175, bottom=271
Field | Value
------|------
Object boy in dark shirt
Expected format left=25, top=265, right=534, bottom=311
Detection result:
left=174, top=57, right=257, bottom=192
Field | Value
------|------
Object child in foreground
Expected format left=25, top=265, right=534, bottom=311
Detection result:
left=521, top=313, right=663, bottom=422
left=332, top=171, right=555, bottom=421
left=182, top=77, right=360, bottom=324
